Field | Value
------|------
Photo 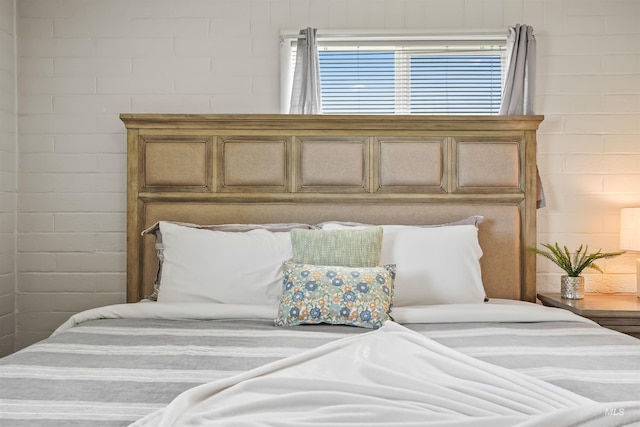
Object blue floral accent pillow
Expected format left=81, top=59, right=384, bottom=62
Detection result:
left=275, top=262, right=396, bottom=329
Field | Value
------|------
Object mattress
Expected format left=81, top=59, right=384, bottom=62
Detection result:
left=1, top=300, right=639, bottom=426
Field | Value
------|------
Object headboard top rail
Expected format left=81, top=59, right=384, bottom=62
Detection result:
left=120, top=114, right=544, bottom=132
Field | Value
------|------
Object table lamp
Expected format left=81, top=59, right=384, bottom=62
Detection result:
left=620, top=207, right=640, bottom=297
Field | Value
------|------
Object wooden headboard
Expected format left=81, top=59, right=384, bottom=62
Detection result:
left=121, top=114, right=544, bottom=304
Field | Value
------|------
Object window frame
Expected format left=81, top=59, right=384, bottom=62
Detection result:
left=280, top=31, right=507, bottom=115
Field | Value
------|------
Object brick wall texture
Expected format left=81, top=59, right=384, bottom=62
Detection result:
left=0, top=0, right=16, bottom=356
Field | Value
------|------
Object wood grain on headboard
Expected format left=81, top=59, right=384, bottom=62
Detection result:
left=121, top=114, right=544, bottom=304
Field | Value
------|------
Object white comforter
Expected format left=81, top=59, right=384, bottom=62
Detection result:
left=53, top=300, right=640, bottom=426
left=54, top=298, right=592, bottom=335
left=129, top=321, right=640, bottom=426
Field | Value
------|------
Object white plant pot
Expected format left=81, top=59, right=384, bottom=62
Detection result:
left=561, top=275, right=584, bottom=299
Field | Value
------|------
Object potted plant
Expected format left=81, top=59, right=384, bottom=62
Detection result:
left=530, top=243, right=624, bottom=299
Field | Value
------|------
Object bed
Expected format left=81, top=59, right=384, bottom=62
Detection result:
left=1, top=114, right=640, bottom=426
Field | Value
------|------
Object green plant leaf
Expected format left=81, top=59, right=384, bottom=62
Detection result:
left=528, top=243, right=624, bottom=277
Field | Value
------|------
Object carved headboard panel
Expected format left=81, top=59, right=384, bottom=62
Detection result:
left=121, top=114, right=544, bottom=303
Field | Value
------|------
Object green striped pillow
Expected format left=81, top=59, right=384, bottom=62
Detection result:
left=290, top=226, right=383, bottom=268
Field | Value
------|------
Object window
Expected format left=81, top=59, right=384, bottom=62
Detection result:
left=281, top=33, right=506, bottom=115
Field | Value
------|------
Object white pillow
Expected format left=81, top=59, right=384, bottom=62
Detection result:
left=156, top=221, right=294, bottom=306
left=320, top=223, right=485, bottom=306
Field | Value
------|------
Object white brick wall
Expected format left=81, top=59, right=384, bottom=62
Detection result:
left=534, top=0, right=640, bottom=295
left=0, top=0, right=15, bottom=357
left=7, top=0, right=640, bottom=351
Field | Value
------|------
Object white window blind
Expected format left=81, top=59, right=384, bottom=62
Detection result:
left=282, top=34, right=506, bottom=115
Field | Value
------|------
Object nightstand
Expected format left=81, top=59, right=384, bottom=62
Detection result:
left=537, top=293, right=640, bottom=339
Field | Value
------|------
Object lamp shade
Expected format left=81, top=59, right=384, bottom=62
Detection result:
left=620, top=208, right=640, bottom=251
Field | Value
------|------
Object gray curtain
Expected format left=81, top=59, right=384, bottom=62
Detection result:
left=289, top=27, right=322, bottom=114
left=500, top=24, right=536, bottom=115
left=500, top=24, right=545, bottom=208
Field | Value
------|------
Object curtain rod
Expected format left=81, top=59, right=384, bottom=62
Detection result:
left=280, top=30, right=507, bottom=42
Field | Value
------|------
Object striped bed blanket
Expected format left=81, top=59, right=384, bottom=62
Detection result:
left=1, top=300, right=640, bottom=426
